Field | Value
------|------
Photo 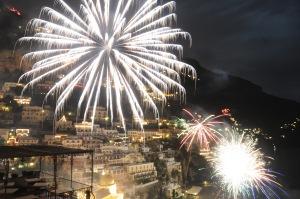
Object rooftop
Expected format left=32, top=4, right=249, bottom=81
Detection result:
left=186, top=186, right=202, bottom=195
left=0, top=145, right=93, bottom=159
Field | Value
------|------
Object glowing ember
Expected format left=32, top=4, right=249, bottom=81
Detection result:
left=8, top=7, right=21, bottom=16
left=221, top=108, right=231, bottom=116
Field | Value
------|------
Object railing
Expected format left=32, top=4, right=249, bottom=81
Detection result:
left=40, top=171, right=93, bottom=199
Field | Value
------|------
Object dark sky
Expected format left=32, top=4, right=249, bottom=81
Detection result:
left=1, top=0, right=300, bottom=102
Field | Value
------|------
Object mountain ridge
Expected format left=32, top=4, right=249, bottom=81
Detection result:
left=182, top=58, right=300, bottom=135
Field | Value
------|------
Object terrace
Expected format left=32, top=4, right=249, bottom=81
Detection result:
left=0, top=145, right=94, bottom=199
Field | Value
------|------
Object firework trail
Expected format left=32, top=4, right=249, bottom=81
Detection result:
left=212, top=132, right=283, bottom=199
left=179, top=109, right=226, bottom=151
left=17, top=0, right=196, bottom=129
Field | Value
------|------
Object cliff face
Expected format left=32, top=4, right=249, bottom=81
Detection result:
left=0, top=50, right=23, bottom=72
left=0, top=50, right=25, bottom=87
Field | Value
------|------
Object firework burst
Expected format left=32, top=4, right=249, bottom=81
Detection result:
left=212, top=132, right=282, bottom=199
left=17, top=0, right=196, bottom=129
left=179, top=109, right=226, bottom=151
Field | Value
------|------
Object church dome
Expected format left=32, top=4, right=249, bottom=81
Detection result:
left=99, top=173, right=115, bottom=187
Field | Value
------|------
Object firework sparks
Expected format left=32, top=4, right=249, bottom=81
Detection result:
left=8, top=7, right=22, bottom=16
left=212, top=132, right=282, bottom=199
left=179, top=109, right=226, bottom=151
left=17, top=0, right=196, bottom=129
left=221, top=108, right=231, bottom=116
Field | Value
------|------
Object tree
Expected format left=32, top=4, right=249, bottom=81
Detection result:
left=146, top=140, right=161, bottom=152
left=0, top=137, right=5, bottom=146
left=172, top=189, right=179, bottom=199
left=2, top=95, right=22, bottom=113
left=155, top=158, right=168, bottom=183
left=171, top=169, right=181, bottom=183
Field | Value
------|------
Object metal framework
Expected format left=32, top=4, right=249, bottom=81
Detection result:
left=0, top=145, right=94, bottom=199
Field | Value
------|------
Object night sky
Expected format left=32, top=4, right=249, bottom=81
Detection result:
left=1, top=0, right=300, bottom=102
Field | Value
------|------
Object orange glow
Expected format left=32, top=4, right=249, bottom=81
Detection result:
left=8, top=7, right=21, bottom=16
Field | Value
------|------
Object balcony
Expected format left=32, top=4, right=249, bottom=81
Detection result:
left=0, top=145, right=94, bottom=199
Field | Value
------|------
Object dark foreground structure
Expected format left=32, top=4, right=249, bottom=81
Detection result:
left=0, top=145, right=94, bottom=199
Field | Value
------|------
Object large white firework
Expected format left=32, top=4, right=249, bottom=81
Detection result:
left=18, top=0, right=196, bottom=128
left=212, top=132, right=282, bottom=199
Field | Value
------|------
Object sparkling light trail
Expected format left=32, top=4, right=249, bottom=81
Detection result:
left=212, top=132, right=282, bottom=199
left=179, top=109, right=226, bottom=150
left=18, top=0, right=196, bottom=129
